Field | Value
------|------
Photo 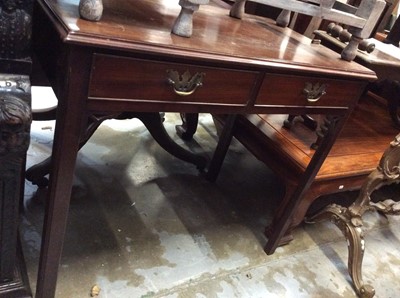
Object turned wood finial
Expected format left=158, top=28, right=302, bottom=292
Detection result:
left=0, top=94, right=32, bottom=157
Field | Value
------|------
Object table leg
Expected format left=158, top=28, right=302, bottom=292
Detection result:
left=308, top=204, right=375, bottom=298
left=126, top=112, right=207, bottom=170
left=306, top=133, right=400, bottom=298
left=264, top=115, right=346, bottom=254
left=26, top=112, right=207, bottom=189
left=176, top=113, right=199, bottom=141
left=35, top=49, right=91, bottom=298
left=206, top=114, right=237, bottom=182
left=385, top=81, right=400, bottom=128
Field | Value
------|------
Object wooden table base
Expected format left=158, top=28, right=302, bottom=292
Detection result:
left=307, top=134, right=400, bottom=298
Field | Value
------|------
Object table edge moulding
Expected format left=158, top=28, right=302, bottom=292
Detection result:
left=30, top=0, right=376, bottom=297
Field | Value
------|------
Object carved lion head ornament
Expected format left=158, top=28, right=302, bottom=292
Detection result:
left=0, top=94, right=32, bottom=156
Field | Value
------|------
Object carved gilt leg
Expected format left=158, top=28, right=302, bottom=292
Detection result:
left=307, top=133, right=400, bottom=297
left=308, top=204, right=375, bottom=298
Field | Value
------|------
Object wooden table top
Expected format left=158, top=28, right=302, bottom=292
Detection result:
left=41, top=0, right=375, bottom=80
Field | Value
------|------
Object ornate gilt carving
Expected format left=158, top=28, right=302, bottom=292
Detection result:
left=307, top=133, right=400, bottom=297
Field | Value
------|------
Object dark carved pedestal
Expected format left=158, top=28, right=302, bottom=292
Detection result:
left=0, top=77, right=32, bottom=298
left=0, top=0, right=33, bottom=297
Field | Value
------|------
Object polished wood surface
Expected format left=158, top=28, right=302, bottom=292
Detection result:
left=246, top=95, right=397, bottom=180
left=42, top=0, right=374, bottom=77
left=32, top=1, right=376, bottom=297
left=213, top=92, right=398, bottom=239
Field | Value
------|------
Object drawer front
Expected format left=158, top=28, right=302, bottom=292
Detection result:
left=89, top=54, right=259, bottom=106
left=256, top=74, right=363, bottom=107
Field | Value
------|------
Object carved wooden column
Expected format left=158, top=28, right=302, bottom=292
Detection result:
left=0, top=0, right=33, bottom=296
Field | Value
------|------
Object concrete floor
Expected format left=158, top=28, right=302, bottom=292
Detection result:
left=21, top=96, right=400, bottom=297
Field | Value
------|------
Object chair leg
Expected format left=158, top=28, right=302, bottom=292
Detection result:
left=229, top=0, right=246, bottom=19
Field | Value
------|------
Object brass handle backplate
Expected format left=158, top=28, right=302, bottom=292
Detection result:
left=166, top=69, right=205, bottom=96
left=303, top=82, right=327, bottom=103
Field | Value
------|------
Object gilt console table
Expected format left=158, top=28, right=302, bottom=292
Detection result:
left=30, top=0, right=376, bottom=296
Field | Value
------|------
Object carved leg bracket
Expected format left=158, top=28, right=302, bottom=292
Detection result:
left=307, top=204, right=375, bottom=298
left=26, top=112, right=207, bottom=188
left=307, top=133, right=400, bottom=297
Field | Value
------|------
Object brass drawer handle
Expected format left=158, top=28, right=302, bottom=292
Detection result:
left=166, top=70, right=205, bottom=96
left=303, top=82, right=327, bottom=103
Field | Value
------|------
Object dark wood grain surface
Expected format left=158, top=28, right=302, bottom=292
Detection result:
left=41, top=0, right=375, bottom=79
left=32, top=1, right=379, bottom=297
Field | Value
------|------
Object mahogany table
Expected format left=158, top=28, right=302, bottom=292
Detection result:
left=30, top=0, right=376, bottom=296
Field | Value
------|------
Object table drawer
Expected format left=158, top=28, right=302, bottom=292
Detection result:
left=89, top=54, right=259, bottom=106
left=255, top=74, right=363, bottom=107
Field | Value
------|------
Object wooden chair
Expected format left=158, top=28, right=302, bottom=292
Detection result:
left=230, top=0, right=386, bottom=60
left=384, top=13, right=400, bottom=46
